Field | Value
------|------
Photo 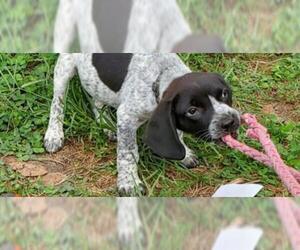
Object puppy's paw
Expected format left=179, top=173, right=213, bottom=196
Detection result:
left=118, top=181, right=146, bottom=197
left=119, top=226, right=147, bottom=250
left=44, top=128, right=64, bottom=153
left=181, top=153, right=199, bottom=169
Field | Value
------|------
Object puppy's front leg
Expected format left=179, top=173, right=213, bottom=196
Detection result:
left=44, top=54, right=76, bottom=153
left=117, top=197, right=146, bottom=250
left=178, top=130, right=199, bottom=168
left=117, top=105, right=145, bottom=196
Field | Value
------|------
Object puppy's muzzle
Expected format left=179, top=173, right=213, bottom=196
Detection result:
left=220, top=113, right=240, bottom=133
left=209, top=110, right=241, bottom=140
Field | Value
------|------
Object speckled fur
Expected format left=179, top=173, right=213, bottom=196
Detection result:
left=54, top=0, right=191, bottom=52
left=44, top=53, right=192, bottom=196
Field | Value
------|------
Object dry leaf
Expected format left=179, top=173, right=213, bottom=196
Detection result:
left=18, top=164, right=48, bottom=177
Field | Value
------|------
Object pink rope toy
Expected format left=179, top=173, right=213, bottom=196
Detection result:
left=222, top=113, right=300, bottom=196
left=274, top=198, right=300, bottom=250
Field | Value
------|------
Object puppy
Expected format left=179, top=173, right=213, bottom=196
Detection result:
left=54, top=0, right=224, bottom=53
left=44, top=53, right=240, bottom=196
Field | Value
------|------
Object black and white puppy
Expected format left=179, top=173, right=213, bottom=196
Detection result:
left=54, top=0, right=225, bottom=53
left=44, top=53, right=240, bottom=196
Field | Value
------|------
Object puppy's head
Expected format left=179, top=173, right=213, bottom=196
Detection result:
left=145, top=73, right=240, bottom=160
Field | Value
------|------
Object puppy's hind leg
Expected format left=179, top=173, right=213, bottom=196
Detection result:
left=88, top=99, right=117, bottom=142
left=44, top=54, right=76, bottom=153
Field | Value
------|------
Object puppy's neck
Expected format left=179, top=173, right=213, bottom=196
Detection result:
left=156, top=55, right=191, bottom=101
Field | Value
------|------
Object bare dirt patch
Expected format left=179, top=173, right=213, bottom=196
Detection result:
left=90, top=172, right=117, bottom=193
left=262, top=102, right=300, bottom=122
left=3, top=157, right=48, bottom=177
left=2, top=140, right=117, bottom=192
left=41, top=172, right=67, bottom=186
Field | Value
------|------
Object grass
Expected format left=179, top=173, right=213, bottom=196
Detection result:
left=0, top=198, right=298, bottom=250
left=0, top=0, right=299, bottom=52
left=0, top=53, right=299, bottom=197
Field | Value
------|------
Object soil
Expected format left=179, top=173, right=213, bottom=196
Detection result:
left=262, top=102, right=300, bottom=122
left=2, top=139, right=117, bottom=193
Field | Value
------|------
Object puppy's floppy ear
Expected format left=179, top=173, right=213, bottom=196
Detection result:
left=144, top=96, right=185, bottom=160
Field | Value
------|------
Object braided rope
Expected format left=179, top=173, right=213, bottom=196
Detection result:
left=274, top=198, right=300, bottom=250
left=222, top=113, right=300, bottom=196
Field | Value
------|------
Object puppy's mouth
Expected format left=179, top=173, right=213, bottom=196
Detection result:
left=198, top=130, right=238, bottom=143
left=207, top=113, right=241, bottom=141
left=215, top=131, right=239, bottom=145
left=212, top=129, right=239, bottom=140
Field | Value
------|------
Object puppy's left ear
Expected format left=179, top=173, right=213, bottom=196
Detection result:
left=144, top=98, right=185, bottom=160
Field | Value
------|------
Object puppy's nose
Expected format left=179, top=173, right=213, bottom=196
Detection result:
left=221, top=115, right=240, bottom=132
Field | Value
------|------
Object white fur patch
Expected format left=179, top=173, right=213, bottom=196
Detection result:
left=208, top=95, right=240, bottom=139
left=209, top=95, right=236, bottom=115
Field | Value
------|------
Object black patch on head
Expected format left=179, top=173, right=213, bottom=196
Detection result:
left=172, top=73, right=233, bottom=135
left=92, top=53, right=133, bottom=92
left=145, top=72, right=234, bottom=159
left=93, top=0, right=133, bottom=52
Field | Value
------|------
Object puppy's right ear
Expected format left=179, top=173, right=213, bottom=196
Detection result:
left=144, top=98, right=185, bottom=160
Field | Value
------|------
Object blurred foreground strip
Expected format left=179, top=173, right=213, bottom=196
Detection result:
left=0, top=198, right=298, bottom=249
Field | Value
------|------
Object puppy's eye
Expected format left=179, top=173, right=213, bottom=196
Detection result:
left=188, top=107, right=197, bottom=115
left=186, top=107, right=201, bottom=119
left=221, top=89, right=229, bottom=100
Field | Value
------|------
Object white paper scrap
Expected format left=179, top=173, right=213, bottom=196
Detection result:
left=212, top=226, right=263, bottom=250
left=212, top=184, right=263, bottom=197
